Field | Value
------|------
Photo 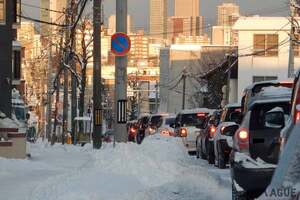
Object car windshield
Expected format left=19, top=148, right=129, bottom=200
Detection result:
left=165, top=117, right=175, bottom=125
left=14, top=107, right=25, bottom=121
left=181, top=113, right=206, bottom=127
left=221, top=107, right=241, bottom=122
left=150, top=115, right=163, bottom=127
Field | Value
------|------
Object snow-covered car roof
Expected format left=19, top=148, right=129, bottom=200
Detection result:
left=178, top=108, right=215, bottom=115
left=224, top=103, right=241, bottom=108
left=242, top=79, right=293, bottom=97
left=74, top=116, right=92, bottom=121
left=248, top=86, right=292, bottom=109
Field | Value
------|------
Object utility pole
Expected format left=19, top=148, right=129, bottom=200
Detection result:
left=182, top=73, right=187, bottom=110
left=226, top=55, right=231, bottom=104
left=62, top=2, right=72, bottom=145
left=46, top=37, right=53, bottom=141
left=155, top=80, right=159, bottom=113
left=93, top=0, right=103, bottom=149
left=288, top=1, right=296, bottom=78
left=71, top=0, right=78, bottom=144
left=114, top=0, right=128, bottom=142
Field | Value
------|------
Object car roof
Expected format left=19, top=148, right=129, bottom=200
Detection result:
left=178, top=108, right=215, bottom=115
left=224, top=103, right=241, bottom=108
left=243, top=79, right=293, bottom=95
left=248, top=87, right=292, bottom=109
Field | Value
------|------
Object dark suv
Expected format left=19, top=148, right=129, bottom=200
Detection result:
left=229, top=85, right=292, bottom=199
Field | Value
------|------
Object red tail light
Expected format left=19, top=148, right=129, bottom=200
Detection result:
left=209, top=126, right=216, bottom=138
left=180, top=128, right=188, bottom=137
left=293, top=88, right=300, bottom=124
left=130, top=128, right=137, bottom=135
left=236, top=128, right=249, bottom=150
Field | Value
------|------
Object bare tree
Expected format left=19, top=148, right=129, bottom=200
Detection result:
left=74, top=16, right=93, bottom=117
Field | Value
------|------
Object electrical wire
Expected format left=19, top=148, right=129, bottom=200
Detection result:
left=21, top=2, right=66, bottom=14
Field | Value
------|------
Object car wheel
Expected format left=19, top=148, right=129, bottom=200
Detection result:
left=217, top=142, right=226, bottom=169
left=232, top=182, right=248, bottom=200
left=196, top=141, right=200, bottom=159
left=200, top=141, right=206, bottom=159
left=206, top=142, right=214, bottom=164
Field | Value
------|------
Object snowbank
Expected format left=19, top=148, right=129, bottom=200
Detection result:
left=0, top=135, right=231, bottom=200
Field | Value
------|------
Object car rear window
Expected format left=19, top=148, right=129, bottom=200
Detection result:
left=150, top=115, right=163, bottom=127
left=181, top=113, right=207, bottom=127
left=165, top=117, right=175, bottom=125
left=221, top=107, right=241, bottom=122
left=250, top=102, right=290, bottom=131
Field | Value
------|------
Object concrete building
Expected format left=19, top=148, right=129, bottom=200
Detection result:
left=0, top=0, right=21, bottom=117
left=128, top=31, right=149, bottom=67
left=159, top=44, right=233, bottom=113
left=233, top=16, right=300, bottom=101
left=149, top=0, right=167, bottom=40
left=212, top=25, right=238, bottom=46
left=212, top=3, right=240, bottom=46
left=217, top=3, right=240, bottom=26
left=108, top=15, right=132, bottom=35
left=40, top=0, right=50, bottom=44
left=50, top=0, right=67, bottom=23
left=175, top=0, right=200, bottom=17
left=174, top=35, right=210, bottom=45
left=168, top=16, right=204, bottom=39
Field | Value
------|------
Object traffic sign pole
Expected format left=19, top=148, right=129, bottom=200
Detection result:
left=114, top=0, right=128, bottom=142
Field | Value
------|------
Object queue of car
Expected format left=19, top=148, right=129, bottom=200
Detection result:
left=127, top=72, right=300, bottom=200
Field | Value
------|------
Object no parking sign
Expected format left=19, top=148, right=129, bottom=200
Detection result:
left=111, top=32, right=131, bottom=56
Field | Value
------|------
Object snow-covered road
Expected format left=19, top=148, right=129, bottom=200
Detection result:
left=0, top=135, right=231, bottom=200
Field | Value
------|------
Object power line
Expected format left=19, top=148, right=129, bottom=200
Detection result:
left=18, top=14, right=68, bottom=27
left=21, top=2, right=66, bottom=14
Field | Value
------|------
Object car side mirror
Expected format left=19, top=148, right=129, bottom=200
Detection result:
left=264, top=109, right=285, bottom=129
left=221, top=124, right=239, bottom=137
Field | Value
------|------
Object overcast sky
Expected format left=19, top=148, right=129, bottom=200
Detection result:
left=22, top=0, right=289, bottom=32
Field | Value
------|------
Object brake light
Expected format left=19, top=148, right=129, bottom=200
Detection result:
left=197, top=113, right=206, bottom=117
left=130, top=128, right=137, bottom=135
left=236, top=128, right=249, bottom=150
left=209, top=126, right=216, bottom=138
left=180, top=128, right=188, bottom=137
left=294, top=87, right=300, bottom=124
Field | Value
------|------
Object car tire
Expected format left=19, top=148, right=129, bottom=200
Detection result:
left=196, top=141, right=200, bottom=159
left=200, top=141, right=206, bottom=159
left=207, top=143, right=215, bottom=164
left=232, top=182, right=248, bottom=200
left=218, top=142, right=226, bottom=169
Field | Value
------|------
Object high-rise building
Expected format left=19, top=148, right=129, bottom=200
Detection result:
left=150, top=0, right=167, bottom=40
left=217, top=3, right=240, bottom=26
left=40, top=0, right=50, bottom=43
left=50, top=0, right=67, bottom=23
left=108, top=15, right=132, bottom=35
left=175, top=0, right=200, bottom=17
left=168, top=16, right=204, bottom=40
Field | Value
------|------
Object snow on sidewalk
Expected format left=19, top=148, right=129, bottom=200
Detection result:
left=0, top=135, right=231, bottom=200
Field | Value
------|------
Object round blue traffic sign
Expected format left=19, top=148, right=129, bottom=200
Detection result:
left=111, top=32, right=131, bottom=56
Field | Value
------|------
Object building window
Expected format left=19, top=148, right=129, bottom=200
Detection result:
left=253, top=34, right=279, bottom=57
left=0, top=0, right=5, bottom=24
left=13, top=0, right=21, bottom=24
left=253, top=76, right=277, bottom=83
left=13, top=50, right=21, bottom=80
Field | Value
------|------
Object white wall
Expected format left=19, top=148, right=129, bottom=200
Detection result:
left=237, top=30, right=299, bottom=101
